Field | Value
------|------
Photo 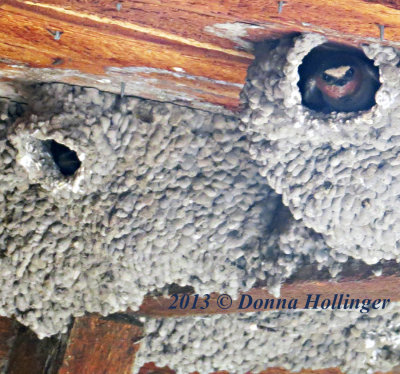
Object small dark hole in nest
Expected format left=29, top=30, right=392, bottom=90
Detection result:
left=298, top=43, right=381, bottom=113
left=44, top=139, right=81, bottom=176
left=362, top=198, right=371, bottom=208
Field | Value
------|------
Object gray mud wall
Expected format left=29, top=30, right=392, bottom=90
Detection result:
left=1, top=32, right=400, bottom=372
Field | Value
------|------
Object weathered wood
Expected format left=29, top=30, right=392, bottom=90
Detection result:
left=0, top=1, right=250, bottom=80
left=57, top=314, right=143, bottom=374
left=137, top=364, right=344, bottom=373
left=0, top=1, right=250, bottom=113
left=6, top=323, right=67, bottom=374
left=1, top=315, right=143, bottom=374
left=139, top=362, right=176, bottom=374
left=1, top=0, right=400, bottom=111
left=20, top=0, right=400, bottom=46
left=138, top=362, right=398, bottom=373
left=0, top=318, right=16, bottom=373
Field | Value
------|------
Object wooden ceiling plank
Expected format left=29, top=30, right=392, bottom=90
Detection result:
left=12, top=0, right=400, bottom=48
left=0, top=3, right=251, bottom=80
left=5, top=322, right=67, bottom=374
left=57, top=315, right=142, bottom=374
left=0, top=318, right=17, bottom=374
left=0, top=2, right=250, bottom=111
left=3, top=0, right=400, bottom=111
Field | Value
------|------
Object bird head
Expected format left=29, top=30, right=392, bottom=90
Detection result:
left=298, top=43, right=380, bottom=113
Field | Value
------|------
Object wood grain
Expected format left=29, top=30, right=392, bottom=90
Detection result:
left=12, top=0, right=400, bottom=47
left=6, top=323, right=67, bottom=374
left=138, top=362, right=398, bottom=373
left=2, top=0, right=400, bottom=111
left=0, top=318, right=16, bottom=373
left=0, top=1, right=250, bottom=112
left=57, top=315, right=142, bottom=374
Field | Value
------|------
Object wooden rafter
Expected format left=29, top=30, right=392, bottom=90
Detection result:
left=1, top=0, right=400, bottom=112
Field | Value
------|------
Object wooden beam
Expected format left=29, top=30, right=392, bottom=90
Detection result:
left=0, top=1, right=251, bottom=113
left=1, top=315, right=143, bottom=374
left=138, top=362, right=398, bottom=373
left=6, top=323, right=67, bottom=374
left=0, top=1, right=251, bottom=81
left=4, top=315, right=142, bottom=374
left=57, top=314, right=143, bottom=374
left=0, top=318, right=17, bottom=373
left=2, top=0, right=400, bottom=111
left=16, top=0, right=400, bottom=46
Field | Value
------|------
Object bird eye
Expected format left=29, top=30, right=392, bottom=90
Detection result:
left=345, top=67, right=354, bottom=79
left=297, top=43, right=380, bottom=113
left=322, top=73, right=333, bottom=84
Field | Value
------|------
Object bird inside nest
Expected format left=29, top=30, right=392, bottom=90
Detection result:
left=298, top=43, right=381, bottom=113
